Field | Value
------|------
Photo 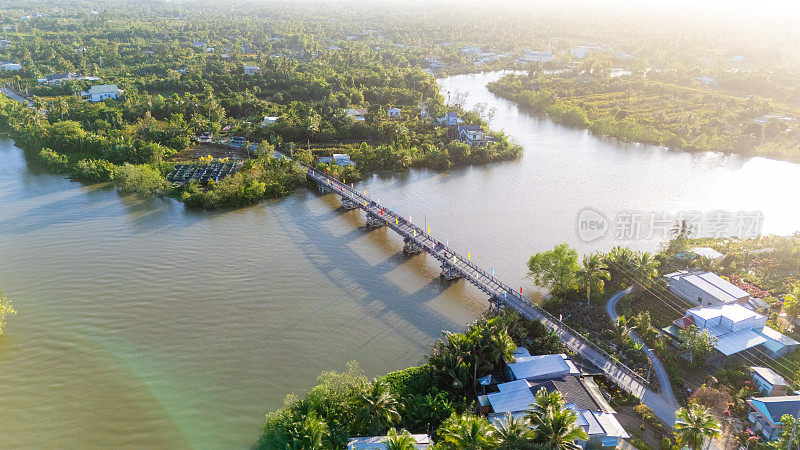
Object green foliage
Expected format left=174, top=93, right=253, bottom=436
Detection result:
left=113, top=163, right=166, bottom=195
left=674, top=404, right=721, bottom=450
left=678, top=325, right=718, bottom=368
left=527, top=243, right=579, bottom=295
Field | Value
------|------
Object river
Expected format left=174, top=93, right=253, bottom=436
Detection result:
left=0, top=71, right=798, bottom=448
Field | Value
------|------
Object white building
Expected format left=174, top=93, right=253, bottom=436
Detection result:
left=82, top=84, right=123, bottom=102
left=347, top=434, right=431, bottom=449
left=318, top=154, right=356, bottom=167
left=387, top=107, right=401, bottom=118
left=751, top=366, right=790, bottom=396
left=1, top=62, right=21, bottom=71
left=571, top=47, right=589, bottom=59
left=345, top=108, right=367, bottom=121
left=461, top=46, right=482, bottom=55
left=664, top=270, right=750, bottom=307
left=243, top=65, right=261, bottom=75
left=506, top=353, right=580, bottom=381
left=436, top=112, right=463, bottom=126
left=669, top=304, right=799, bottom=359
left=261, top=116, right=279, bottom=127
left=696, top=76, right=718, bottom=86
left=524, top=49, right=554, bottom=63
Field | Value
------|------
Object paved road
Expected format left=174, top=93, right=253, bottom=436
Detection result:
left=0, top=87, right=34, bottom=109
left=607, top=287, right=679, bottom=426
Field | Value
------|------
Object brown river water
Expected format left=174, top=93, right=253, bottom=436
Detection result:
left=0, top=71, right=797, bottom=448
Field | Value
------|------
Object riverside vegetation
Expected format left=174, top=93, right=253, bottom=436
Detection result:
left=0, top=1, right=523, bottom=209
left=488, top=71, right=800, bottom=160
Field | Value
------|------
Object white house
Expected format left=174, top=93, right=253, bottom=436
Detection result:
left=318, top=153, right=355, bottom=167
left=667, top=304, right=799, bottom=359
left=1, top=62, right=21, bottom=71
left=243, top=65, right=260, bottom=75
left=436, top=112, right=463, bottom=126
left=571, top=47, right=589, bottom=59
left=345, top=108, right=367, bottom=121
left=347, top=434, right=431, bottom=449
left=696, top=76, right=718, bottom=86
left=751, top=366, right=790, bottom=396
left=457, top=124, right=491, bottom=147
left=664, top=270, right=750, bottom=307
left=82, top=84, right=123, bottom=102
left=506, top=353, right=580, bottom=381
left=460, top=46, right=482, bottom=55
left=524, top=49, right=554, bottom=63
left=747, top=395, right=800, bottom=441
left=387, top=107, right=401, bottom=118
left=261, top=116, right=279, bottom=127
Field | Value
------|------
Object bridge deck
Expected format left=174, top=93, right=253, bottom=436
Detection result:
left=306, top=167, right=648, bottom=398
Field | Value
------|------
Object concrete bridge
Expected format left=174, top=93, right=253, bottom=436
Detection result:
left=306, top=167, right=651, bottom=400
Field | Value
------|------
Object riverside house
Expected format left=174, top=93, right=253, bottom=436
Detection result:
left=747, top=395, right=800, bottom=441
left=82, top=84, right=123, bottom=102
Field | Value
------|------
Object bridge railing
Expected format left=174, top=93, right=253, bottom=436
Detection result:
left=307, top=168, right=649, bottom=388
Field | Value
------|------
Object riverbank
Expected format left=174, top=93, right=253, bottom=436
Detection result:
left=487, top=72, right=800, bottom=163
left=0, top=92, right=521, bottom=209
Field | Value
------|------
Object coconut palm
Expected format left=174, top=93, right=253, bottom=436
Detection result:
left=487, top=328, right=517, bottom=370
left=439, top=413, right=497, bottom=449
left=530, top=406, right=588, bottom=450
left=630, top=251, right=660, bottom=291
left=603, top=246, right=636, bottom=286
left=674, top=403, right=721, bottom=450
left=354, top=380, right=402, bottom=436
left=524, top=387, right=566, bottom=424
left=284, top=413, right=328, bottom=450
left=576, top=253, right=610, bottom=306
left=493, top=413, right=538, bottom=449
left=385, top=427, right=416, bottom=450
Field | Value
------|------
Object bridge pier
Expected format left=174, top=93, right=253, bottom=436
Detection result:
left=488, top=295, right=505, bottom=312
left=403, top=237, right=422, bottom=255
left=440, top=262, right=463, bottom=281
left=340, top=198, right=359, bottom=210
left=365, top=213, right=386, bottom=228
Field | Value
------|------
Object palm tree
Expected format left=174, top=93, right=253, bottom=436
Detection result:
left=494, top=413, right=537, bottom=449
left=285, top=413, right=328, bottom=449
left=439, top=413, right=497, bottom=449
left=385, top=427, right=416, bottom=450
left=674, top=404, right=721, bottom=450
left=576, top=253, right=610, bottom=306
left=783, top=284, right=800, bottom=326
left=530, top=406, right=588, bottom=450
left=633, top=251, right=660, bottom=289
left=354, top=380, right=402, bottom=436
left=524, top=387, right=566, bottom=424
left=603, top=246, right=636, bottom=286
left=487, top=329, right=517, bottom=370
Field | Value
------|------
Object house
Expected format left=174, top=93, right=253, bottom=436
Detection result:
left=229, top=136, right=248, bottom=148
left=0, top=39, right=11, bottom=48
left=426, top=57, right=446, bottom=69
left=347, top=434, right=432, bottom=449
left=483, top=352, right=628, bottom=448
left=261, top=116, right=279, bottom=127
left=664, top=270, right=751, bottom=307
left=345, top=108, right=368, bottom=121
left=461, top=46, right=482, bottom=55
left=318, top=154, right=355, bottom=167
left=457, top=125, right=492, bottom=146
left=747, top=395, right=800, bottom=441
left=696, top=76, right=718, bottom=86
left=82, top=84, right=123, bottom=102
left=506, top=353, right=581, bottom=381
left=691, top=247, right=724, bottom=260
left=40, top=72, right=80, bottom=85
left=243, top=65, right=260, bottom=75
left=663, top=304, right=798, bottom=362
left=437, top=112, right=463, bottom=126
left=387, top=107, right=401, bottom=118
left=1, top=63, right=21, bottom=71
left=191, top=41, right=207, bottom=50
left=571, top=47, right=589, bottom=59
left=751, top=366, right=790, bottom=396
left=523, top=49, right=554, bottom=63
